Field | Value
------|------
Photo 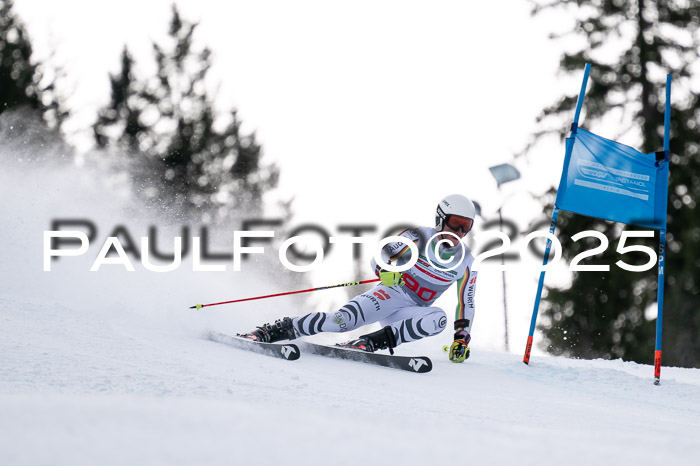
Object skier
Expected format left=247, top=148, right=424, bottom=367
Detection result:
left=241, top=194, right=479, bottom=362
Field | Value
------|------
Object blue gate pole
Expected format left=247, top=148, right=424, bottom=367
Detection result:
left=654, top=74, right=671, bottom=385
left=523, top=207, right=559, bottom=363
left=523, top=63, right=591, bottom=364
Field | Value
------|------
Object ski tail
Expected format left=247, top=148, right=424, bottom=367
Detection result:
left=207, top=331, right=300, bottom=361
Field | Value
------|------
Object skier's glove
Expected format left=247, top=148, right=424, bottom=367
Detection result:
left=379, top=270, right=404, bottom=287
left=449, top=327, right=471, bottom=363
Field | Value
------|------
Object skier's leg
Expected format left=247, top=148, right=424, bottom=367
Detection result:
left=293, top=285, right=408, bottom=337
left=335, top=306, right=446, bottom=352
left=380, top=306, right=448, bottom=346
left=242, top=286, right=416, bottom=344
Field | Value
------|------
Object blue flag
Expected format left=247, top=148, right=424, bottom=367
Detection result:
left=555, top=128, right=669, bottom=229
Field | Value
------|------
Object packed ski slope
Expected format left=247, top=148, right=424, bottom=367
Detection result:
left=2, top=294, right=700, bottom=466
left=2, top=146, right=700, bottom=466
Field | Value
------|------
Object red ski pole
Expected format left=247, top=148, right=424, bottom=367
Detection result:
left=189, top=278, right=380, bottom=310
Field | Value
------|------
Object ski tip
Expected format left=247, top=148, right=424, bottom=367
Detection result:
left=408, top=357, right=432, bottom=373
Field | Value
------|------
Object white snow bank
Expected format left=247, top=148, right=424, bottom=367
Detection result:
left=1, top=294, right=700, bottom=466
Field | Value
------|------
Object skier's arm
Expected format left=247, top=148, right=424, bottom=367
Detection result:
left=449, top=268, right=477, bottom=363
left=370, top=229, right=415, bottom=283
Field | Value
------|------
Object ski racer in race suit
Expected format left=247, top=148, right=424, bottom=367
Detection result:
left=242, top=194, right=478, bottom=362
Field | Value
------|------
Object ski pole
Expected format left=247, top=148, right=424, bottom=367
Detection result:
left=189, top=278, right=381, bottom=309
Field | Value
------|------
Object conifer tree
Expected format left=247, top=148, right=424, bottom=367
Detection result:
left=93, top=5, right=278, bottom=223
left=0, top=0, right=67, bottom=129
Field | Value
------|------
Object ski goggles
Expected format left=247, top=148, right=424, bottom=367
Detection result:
left=445, top=215, right=474, bottom=235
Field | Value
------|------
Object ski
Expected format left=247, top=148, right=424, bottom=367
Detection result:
left=207, top=331, right=300, bottom=361
left=299, top=342, right=432, bottom=373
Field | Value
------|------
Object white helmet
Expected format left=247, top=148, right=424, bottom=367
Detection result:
left=435, top=194, right=476, bottom=231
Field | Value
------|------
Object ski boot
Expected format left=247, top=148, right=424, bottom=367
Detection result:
left=337, top=325, right=397, bottom=354
left=239, top=317, right=297, bottom=343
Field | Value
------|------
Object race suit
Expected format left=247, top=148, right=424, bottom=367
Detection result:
left=291, top=227, right=478, bottom=346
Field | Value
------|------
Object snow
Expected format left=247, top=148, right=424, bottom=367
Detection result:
left=2, top=145, right=700, bottom=466
left=3, top=295, right=700, bottom=466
